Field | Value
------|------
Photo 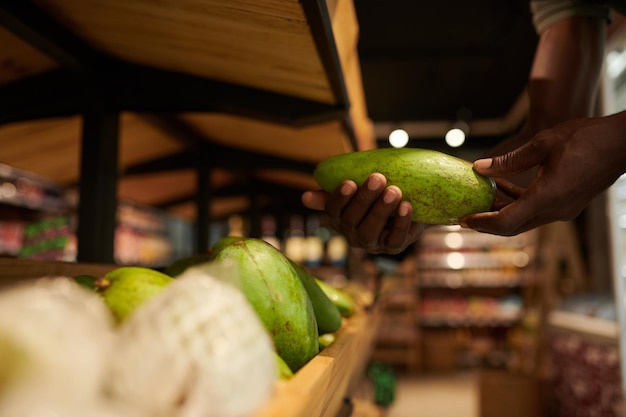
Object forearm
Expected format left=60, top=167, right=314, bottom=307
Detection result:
left=485, top=13, right=607, bottom=158
left=525, top=16, right=607, bottom=133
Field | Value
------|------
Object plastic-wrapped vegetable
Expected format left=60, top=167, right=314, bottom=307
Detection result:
left=106, top=266, right=277, bottom=417
left=0, top=277, right=119, bottom=416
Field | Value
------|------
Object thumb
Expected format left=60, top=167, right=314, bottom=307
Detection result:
left=474, top=141, right=546, bottom=177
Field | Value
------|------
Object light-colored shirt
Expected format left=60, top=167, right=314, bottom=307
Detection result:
left=530, top=0, right=622, bottom=33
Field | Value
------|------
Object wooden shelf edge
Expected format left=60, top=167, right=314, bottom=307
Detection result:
left=548, top=310, right=618, bottom=340
left=255, top=308, right=381, bottom=417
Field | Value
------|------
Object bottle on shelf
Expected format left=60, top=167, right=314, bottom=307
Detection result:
left=283, top=215, right=306, bottom=264
left=260, top=214, right=281, bottom=251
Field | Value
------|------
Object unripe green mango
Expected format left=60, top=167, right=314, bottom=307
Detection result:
left=96, top=266, right=175, bottom=322
left=212, top=237, right=341, bottom=333
left=274, top=351, right=294, bottom=380
left=314, top=148, right=496, bottom=225
left=212, top=238, right=319, bottom=372
left=162, top=253, right=214, bottom=277
left=288, top=260, right=342, bottom=334
left=162, top=237, right=245, bottom=278
left=209, top=236, right=245, bottom=259
left=314, top=278, right=357, bottom=318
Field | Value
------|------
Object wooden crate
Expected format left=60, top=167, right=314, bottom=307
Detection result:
left=0, top=257, right=116, bottom=286
left=0, top=258, right=382, bottom=417
left=256, top=308, right=381, bottom=417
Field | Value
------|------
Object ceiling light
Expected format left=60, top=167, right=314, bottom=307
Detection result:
left=445, top=120, right=469, bottom=148
left=446, top=252, right=465, bottom=269
left=388, top=128, right=409, bottom=148
left=445, top=127, right=465, bottom=147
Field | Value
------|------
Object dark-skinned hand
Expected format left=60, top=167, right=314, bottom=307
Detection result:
left=461, top=112, right=626, bottom=236
left=301, top=173, right=423, bottom=254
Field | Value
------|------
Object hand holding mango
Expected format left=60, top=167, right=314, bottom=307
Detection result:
left=302, top=148, right=496, bottom=254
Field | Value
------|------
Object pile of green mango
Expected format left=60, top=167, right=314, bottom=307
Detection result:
left=76, top=236, right=358, bottom=378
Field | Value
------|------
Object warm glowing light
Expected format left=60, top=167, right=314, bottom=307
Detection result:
left=446, top=252, right=465, bottom=270
left=512, top=251, right=530, bottom=268
left=444, top=232, right=464, bottom=249
left=389, top=129, right=409, bottom=148
left=445, top=128, right=465, bottom=147
left=0, top=182, right=16, bottom=199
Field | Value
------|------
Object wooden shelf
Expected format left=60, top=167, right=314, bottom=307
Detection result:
left=256, top=307, right=381, bottom=417
left=0, top=257, right=382, bottom=417
left=0, top=0, right=375, bottom=261
left=548, top=310, right=618, bottom=341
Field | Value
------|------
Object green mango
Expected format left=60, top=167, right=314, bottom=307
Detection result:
left=73, top=274, right=99, bottom=291
left=213, top=238, right=318, bottom=372
left=318, top=333, right=336, bottom=350
left=314, top=278, right=356, bottom=318
left=96, top=266, right=175, bottom=322
left=210, top=236, right=245, bottom=259
left=162, top=253, right=214, bottom=277
left=313, top=148, right=496, bottom=225
left=162, top=236, right=246, bottom=277
left=274, top=351, right=294, bottom=380
left=288, top=260, right=342, bottom=334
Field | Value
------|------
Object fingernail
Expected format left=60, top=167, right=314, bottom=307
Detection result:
left=340, top=182, right=355, bottom=196
left=398, top=201, right=410, bottom=217
left=367, top=174, right=384, bottom=191
left=383, top=188, right=398, bottom=204
left=474, top=158, right=493, bottom=170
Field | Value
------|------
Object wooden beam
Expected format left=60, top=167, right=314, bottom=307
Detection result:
left=154, top=179, right=311, bottom=210
left=195, top=142, right=212, bottom=253
left=301, top=0, right=351, bottom=108
left=76, top=87, right=119, bottom=263
left=136, top=115, right=318, bottom=174
left=120, top=66, right=347, bottom=126
left=0, top=2, right=104, bottom=73
left=0, top=70, right=79, bottom=125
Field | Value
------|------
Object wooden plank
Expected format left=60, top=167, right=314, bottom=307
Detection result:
left=0, top=113, right=185, bottom=186
left=35, top=0, right=335, bottom=104
left=179, top=113, right=353, bottom=163
left=0, top=257, right=115, bottom=287
left=548, top=310, right=618, bottom=341
left=0, top=258, right=380, bottom=416
left=255, top=308, right=381, bottom=417
left=0, top=26, right=58, bottom=85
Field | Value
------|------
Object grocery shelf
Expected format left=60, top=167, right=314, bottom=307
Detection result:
left=414, top=225, right=543, bottom=372
left=418, top=268, right=533, bottom=288
left=256, top=308, right=381, bottom=417
left=0, top=0, right=375, bottom=262
left=0, top=257, right=382, bottom=417
left=0, top=257, right=115, bottom=287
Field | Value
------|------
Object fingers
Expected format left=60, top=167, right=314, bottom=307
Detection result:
left=325, top=175, right=380, bottom=230
left=355, top=185, right=403, bottom=249
left=303, top=173, right=423, bottom=254
left=327, top=174, right=389, bottom=248
left=301, top=190, right=330, bottom=211
left=473, top=136, right=549, bottom=177
left=460, top=187, right=546, bottom=236
left=383, top=202, right=423, bottom=253
left=493, top=178, right=525, bottom=200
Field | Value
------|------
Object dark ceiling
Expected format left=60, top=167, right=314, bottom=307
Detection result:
left=353, top=0, right=539, bottom=151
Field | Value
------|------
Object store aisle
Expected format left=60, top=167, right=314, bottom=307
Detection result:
left=386, top=371, right=479, bottom=417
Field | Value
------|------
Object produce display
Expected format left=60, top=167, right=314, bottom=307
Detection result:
left=0, top=236, right=359, bottom=417
left=212, top=238, right=319, bottom=372
left=93, top=266, right=175, bottom=322
left=313, top=148, right=496, bottom=225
